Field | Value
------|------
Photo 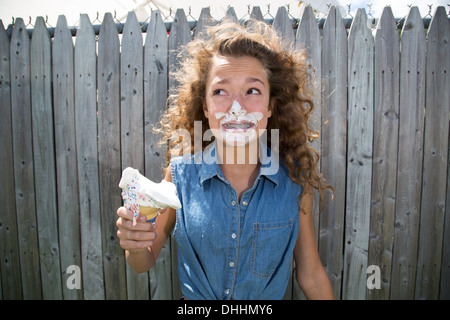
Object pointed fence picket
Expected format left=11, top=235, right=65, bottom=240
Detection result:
left=31, top=16, right=62, bottom=300
left=390, top=7, right=427, bottom=300
left=0, top=20, right=22, bottom=300
left=74, top=14, right=104, bottom=300
left=0, top=5, right=449, bottom=300
left=53, top=14, right=83, bottom=300
left=367, top=6, right=399, bottom=300
left=167, top=8, right=191, bottom=300
left=319, top=5, right=348, bottom=300
left=344, top=8, right=374, bottom=300
left=416, top=6, right=449, bottom=300
left=97, top=12, right=126, bottom=300
left=10, top=17, right=42, bottom=299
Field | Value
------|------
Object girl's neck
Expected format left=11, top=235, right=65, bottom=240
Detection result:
left=217, top=140, right=261, bottom=200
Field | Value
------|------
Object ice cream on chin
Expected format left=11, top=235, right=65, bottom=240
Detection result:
left=119, top=167, right=182, bottom=226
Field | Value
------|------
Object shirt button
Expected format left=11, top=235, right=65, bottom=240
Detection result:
left=231, top=233, right=237, bottom=239
left=242, top=200, right=248, bottom=206
left=229, top=261, right=235, bottom=267
left=224, top=289, right=230, bottom=295
left=231, top=200, right=236, bottom=206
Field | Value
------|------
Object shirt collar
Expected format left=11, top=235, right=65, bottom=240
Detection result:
left=199, top=140, right=279, bottom=187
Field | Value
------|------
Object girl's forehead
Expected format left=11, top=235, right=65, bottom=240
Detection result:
left=208, top=55, right=269, bottom=84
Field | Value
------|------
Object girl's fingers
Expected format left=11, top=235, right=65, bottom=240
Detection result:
left=119, top=239, right=155, bottom=250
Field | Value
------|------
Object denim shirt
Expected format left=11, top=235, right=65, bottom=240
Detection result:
left=170, top=142, right=303, bottom=300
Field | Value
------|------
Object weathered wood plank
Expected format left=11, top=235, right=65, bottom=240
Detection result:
left=367, top=6, right=399, bottom=300
left=168, top=8, right=191, bottom=299
left=390, top=6, right=426, bottom=299
left=319, top=5, right=347, bottom=300
left=296, top=4, right=322, bottom=226
left=274, top=6, right=296, bottom=300
left=144, top=9, right=168, bottom=183
left=97, top=12, right=127, bottom=300
left=144, top=10, right=172, bottom=300
left=120, top=11, right=149, bottom=300
left=295, top=4, right=321, bottom=300
left=272, top=6, right=294, bottom=48
left=194, top=7, right=215, bottom=38
left=53, top=15, right=83, bottom=300
left=344, top=8, right=374, bottom=300
left=168, top=9, right=191, bottom=91
left=415, top=6, right=449, bottom=299
left=0, top=20, right=22, bottom=299
left=250, top=6, right=264, bottom=21
left=30, top=16, right=62, bottom=300
left=224, top=7, right=239, bottom=23
left=10, top=17, right=42, bottom=299
left=74, top=14, right=105, bottom=300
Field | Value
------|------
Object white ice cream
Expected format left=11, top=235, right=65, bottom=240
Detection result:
left=119, top=167, right=181, bottom=225
left=214, top=100, right=264, bottom=146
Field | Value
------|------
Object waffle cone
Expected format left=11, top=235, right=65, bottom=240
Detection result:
left=139, top=206, right=159, bottom=221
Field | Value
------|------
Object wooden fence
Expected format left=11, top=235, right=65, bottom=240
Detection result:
left=0, top=5, right=449, bottom=300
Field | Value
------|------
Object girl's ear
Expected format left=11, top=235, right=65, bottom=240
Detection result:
left=267, top=97, right=274, bottom=118
left=203, top=103, right=209, bottom=118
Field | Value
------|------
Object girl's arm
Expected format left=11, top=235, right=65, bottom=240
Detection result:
left=116, top=165, right=176, bottom=274
left=293, top=185, right=334, bottom=299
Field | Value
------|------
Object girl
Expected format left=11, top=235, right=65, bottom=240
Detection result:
left=116, top=20, right=333, bottom=300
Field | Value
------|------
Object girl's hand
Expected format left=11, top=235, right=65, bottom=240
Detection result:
left=116, top=207, right=158, bottom=254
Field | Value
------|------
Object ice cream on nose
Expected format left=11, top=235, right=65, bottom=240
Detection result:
left=119, top=167, right=182, bottom=226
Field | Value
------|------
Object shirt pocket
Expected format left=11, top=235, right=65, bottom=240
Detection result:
left=250, top=219, right=293, bottom=278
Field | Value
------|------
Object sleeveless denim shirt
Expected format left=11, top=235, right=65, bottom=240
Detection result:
left=170, top=141, right=303, bottom=300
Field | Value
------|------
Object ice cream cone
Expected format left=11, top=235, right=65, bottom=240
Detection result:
left=140, top=206, right=159, bottom=222
left=119, top=167, right=182, bottom=226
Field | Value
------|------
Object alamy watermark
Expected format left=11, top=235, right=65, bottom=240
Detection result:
left=66, top=265, right=81, bottom=290
left=366, top=265, right=381, bottom=290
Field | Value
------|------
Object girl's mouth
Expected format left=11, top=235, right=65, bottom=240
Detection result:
left=222, top=122, right=255, bottom=130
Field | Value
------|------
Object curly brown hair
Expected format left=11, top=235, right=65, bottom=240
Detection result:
left=158, top=20, right=332, bottom=205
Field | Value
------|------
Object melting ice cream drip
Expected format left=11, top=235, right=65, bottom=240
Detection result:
left=214, top=100, right=264, bottom=145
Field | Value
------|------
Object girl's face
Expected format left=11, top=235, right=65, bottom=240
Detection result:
left=203, top=55, right=272, bottom=147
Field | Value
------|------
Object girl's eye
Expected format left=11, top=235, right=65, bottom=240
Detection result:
left=247, top=88, right=261, bottom=95
left=213, top=89, right=226, bottom=96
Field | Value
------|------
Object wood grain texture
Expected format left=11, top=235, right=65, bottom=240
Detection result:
left=120, top=11, right=149, bottom=300
left=10, top=17, right=42, bottom=299
left=344, top=8, right=374, bottom=300
left=97, top=12, right=127, bottom=300
left=319, top=6, right=347, bottom=300
left=168, top=8, right=191, bottom=299
left=74, top=14, right=105, bottom=300
left=52, top=15, right=82, bottom=299
left=415, top=6, right=449, bottom=300
left=0, top=20, right=22, bottom=299
left=31, top=16, right=62, bottom=300
left=391, top=6, right=426, bottom=299
left=294, top=4, right=321, bottom=300
left=367, top=6, right=399, bottom=300
left=144, top=10, right=172, bottom=300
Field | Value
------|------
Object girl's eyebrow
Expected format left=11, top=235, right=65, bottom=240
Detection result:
left=248, top=77, right=266, bottom=87
left=213, top=77, right=266, bottom=86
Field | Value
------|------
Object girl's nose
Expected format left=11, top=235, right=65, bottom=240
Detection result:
left=230, top=100, right=246, bottom=116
